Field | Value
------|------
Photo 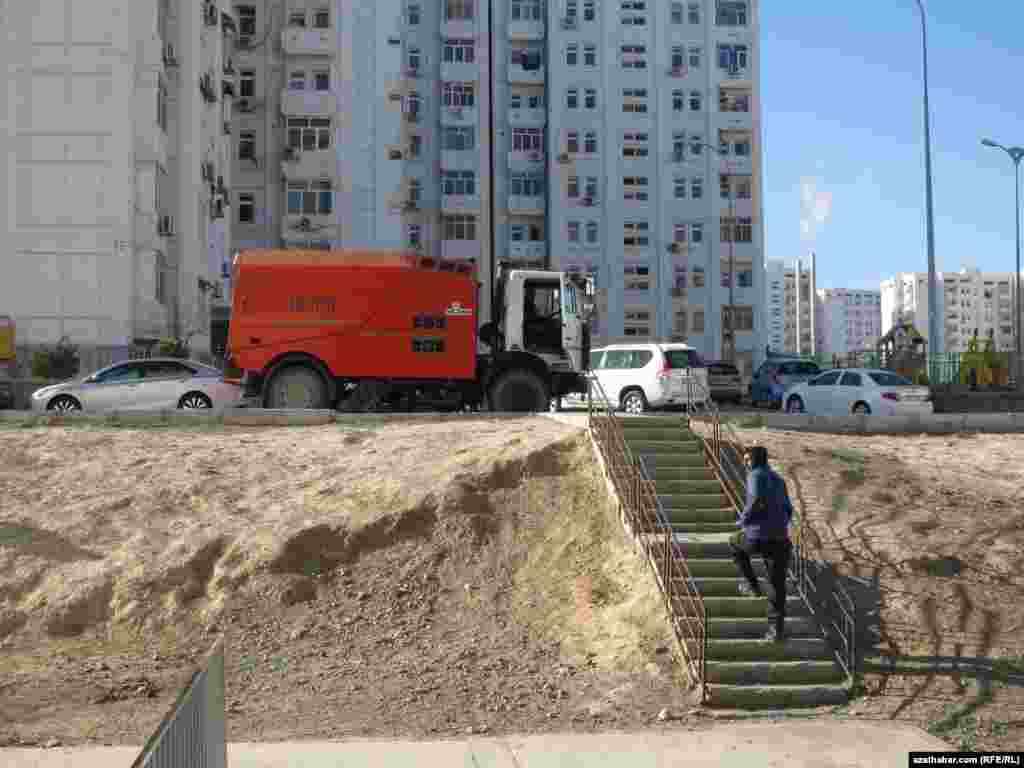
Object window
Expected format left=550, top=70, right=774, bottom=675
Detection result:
left=157, top=74, right=168, bottom=132
left=584, top=88, right=597, bottom=109
left=718, top=44, right=748, bottom=72
left=670, top=2, right=683, bottom=23
left=672, top=131, right=686, bottom=159
left=408, top=223, right=422, bottom=247
left=445, top=0, right=474, bottom=20
left=566, top=0, right=578, bottom=18
left=287, top=117, right=332, bottom=151
left=236, top=5, right=256, bottom=37
left=584, top=176, right=598, bottom=199
left=442, top=82, right=475, bottom=107
left=313, top=70, right=330, bottom=91
left=583, top=131, right=597, bottom=154
left=238, top=130, right=255, bottom=160
left=868, top=371, right=912, bottom=387
left=509, top=173, right=544, bottom=196
left=620, top=44, right=647, bottom=69
left=673, top=177, right=687, bottom=199
left=688, top=46, right=702, bottom=68
left=583, top=0, right=596, bottom=21
left=624, top=264, right=650, bottom=291
left=689, top=91, right=702, bottom=111
left=566, top=43, right=578, bottom=66
left=672, top=223, right=688, bottom=243
left=288, top=10, right=306, bottom=27
left=623, top=176, right=649, bottom=201
left=566, top=88, right=579, bottom=109
left=623, top=220, right=649, bottom=247
left=567, top=175, right=579, bottom=198
left=407, top=47, right=422, bottom=71
left=692, top=310, right=704, bottom=332
left=622, top=88, right=648, bottom=113
left=716, top=1, right=748, bottom=27
left=727, top=306, right=754, bottom=332
left=313, top=8, right=330, bottom=27
left=736, top=177, right=752, bottom=199
left=442, top=170, right=476, bottom=196
left=809, top=371, right=841, bottom=387
left=689, top=133, right=705, bottom=156
left=687, top=1, right=700, bottom=24
left=511, top=0, right=543, bottom=20
left=585, top=221, right=599, bottom=244
left=287, top=180, right=334, bottom=215
left=672, top=89, right=685, bottom=112
left=443, top=214, right=476, bottom=240
left=622, top=131, right=648, bottom=158
left=240, top=69, right=255, bottom=98
left=408, top=178, right=422, bottom=203
left=238, top=192, right=255, bottom=223
left=621, top=0, right=646, bottom=25
left=288, top=70, right=306, bottom=90
left=690, top=223, right=703, bottom=243
left=583, top=44, right=597, bottom=66
left=566, top=131, right=579, bottom=153
left=721, top=216, right=753, bottom=242
left=690, top=176, right=703, bottom=199
left=512, top=127, right=543, bottom=151
left=409, top=134, right=423, bottom=158
left=442, top=126, right=475, bottom=150
left=407, top=1, right=421, bottom=25
left=443, top=38, right=475, bottom=62
left=568, top=221, right=581, bottom=243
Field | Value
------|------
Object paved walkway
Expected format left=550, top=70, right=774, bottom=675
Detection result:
left=4, top=722, right=949, bottom=767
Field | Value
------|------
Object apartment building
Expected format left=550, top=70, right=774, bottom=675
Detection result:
left=229, top=0, right=764, bottom=372
left=0, top=0, right=234, bottom=362
left=815, top=288, right=881, bottom=356
left=764, top=255, right=815, bottom=356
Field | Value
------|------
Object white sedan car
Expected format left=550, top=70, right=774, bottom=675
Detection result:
left=31, top=358, right=241, bottom=413
left=782, top=368, right=932, bottom=417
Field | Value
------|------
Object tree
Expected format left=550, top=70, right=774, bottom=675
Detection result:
left=31, top=336, right=80, bottom=380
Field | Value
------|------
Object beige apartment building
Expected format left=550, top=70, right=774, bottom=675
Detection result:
left=0, top=0, right=234, bottom=365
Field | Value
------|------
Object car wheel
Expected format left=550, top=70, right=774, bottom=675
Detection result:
left=47, top=395, right=82, bottom=413
left=621, top=389, right=647, bottom=415
left=549, top=396, right=562, bottom=413
left=179, top=392, right=213, bottom=409
left=852, top=402, right=871, bottom=416
left=785, top=396, right=805, bottom=414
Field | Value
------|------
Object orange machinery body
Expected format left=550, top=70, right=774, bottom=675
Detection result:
left=228, top=249, right=479, bottom=381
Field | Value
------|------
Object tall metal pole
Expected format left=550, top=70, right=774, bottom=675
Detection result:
left=914, top=0, right=940, bottom=372
left=727, top=185, right=735, bottom=362
left=487, top=0, right=497, bottom=325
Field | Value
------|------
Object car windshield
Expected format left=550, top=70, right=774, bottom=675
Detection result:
left=664, top=349, right=701, bottom=368
left=867, top=371, right=913, bottom=387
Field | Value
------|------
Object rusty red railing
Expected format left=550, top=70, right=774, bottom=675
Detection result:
left=587, top=376, right=708, bottom=698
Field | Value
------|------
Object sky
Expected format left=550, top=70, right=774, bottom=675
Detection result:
left=761, top=0, right=1024, bottom=292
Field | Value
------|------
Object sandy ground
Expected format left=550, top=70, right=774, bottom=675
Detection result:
left=0, top=419, right=700, bottom=747
left=727, top=426, right=1024, bottom=751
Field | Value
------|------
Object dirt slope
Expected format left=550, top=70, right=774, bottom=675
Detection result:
left=0, top=420, right=692, bottom=746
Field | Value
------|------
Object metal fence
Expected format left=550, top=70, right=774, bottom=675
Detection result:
left=130, top=637, right=227, bottom=768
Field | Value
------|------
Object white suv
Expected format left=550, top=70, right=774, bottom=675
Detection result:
left=588, top=343, right=708, bottom=414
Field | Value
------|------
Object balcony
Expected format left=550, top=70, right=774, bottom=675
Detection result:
left=441, top=194, right=481, bottom=214
left=281, top=88, right=338, bottom=116
left=509, top=241, right=545, bottom=261
left=281, top=27, right=337, bottom=56
left=508, top=18, right=545, bottom=40
left=440, top=61, right=479, bottom=82
left=508, top=149, right=545, bottom=170
left=507, top=106, right=546, bottom=126
left=440, top=105, right=477, bottom=125
left=281, top=213, right=338, bottom=241
left=718, top=67, right=752, bottom=88
left=508, top=60, right=544, bottom=84
left=719, top=195, right=754, bottom=218
left=280, top=148, right=337, bottom=180
left=440, top=19, right=476, bottom=39
left=508, top=195, right=544, bottom=215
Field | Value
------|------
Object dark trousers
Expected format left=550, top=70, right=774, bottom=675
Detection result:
left=730, top=531, right=792, bottom=635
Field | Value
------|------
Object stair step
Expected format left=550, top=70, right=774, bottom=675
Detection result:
left=706, top=683, right=849, bottom=710
left=618, top=415, right=691, bottom=430
left=702, top=595, right=805, bottom=618
left=708, top=616, right=817, bottom=639
left=641, top=452, right=708, bottom=469
left=671, top=533, right=736, bottom=558
left=686, top=559, right=769, bottom=578
left=705, top=660, right=845, bottom=686
left=657, top=478, right=723, bottom=494
left=663, top=507, right=736, bottom=524
left=686, top=577, right=795, bottom=597
left=627, top=440, right=703, bottom=455
left=671, top=522, right=739, bottom=534
left=654, top=466, right=716, bottom=481
left=622, top=428, right=695, bottom=442
left=698, top=637, right=833, bottom=662
left=660, top=493, right=729, bottom=511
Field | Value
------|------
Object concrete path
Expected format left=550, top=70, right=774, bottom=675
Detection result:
left=3, top=722, right=950, bottom=767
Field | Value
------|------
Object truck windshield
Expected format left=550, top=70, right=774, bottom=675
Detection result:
left=561, top=280, right=578, bottom=316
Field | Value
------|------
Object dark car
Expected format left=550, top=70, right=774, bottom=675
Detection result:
left=0, top=379, right=12, bottom=410
left=749, top=359, right=822, bottom=408
left=706, top=361, right=743, bottom=404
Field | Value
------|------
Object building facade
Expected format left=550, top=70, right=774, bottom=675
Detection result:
left=228, top=0, right=765, bottom=373
left=815, top=288, right=881, bottom=357
left=764, top=254, right=815, bottom=356
left=0, top=0, right=234, bottom=364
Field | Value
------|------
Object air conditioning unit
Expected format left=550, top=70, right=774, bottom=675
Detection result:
left=582, top=196, right=594, bottom=207
left=236, top=98, right=251, bottom=112
left=158, top=215, right=176, bottom=236
left=405, top=67, right=420, bottom=78
left=668, top=66, right=684, bottom=76
left=528, top=151, right=542, bottom=161
left=560, top=17, right=577, bottom=29
left=672, top=288, right=685, bottom=298
left=403, top=200, right=419, bottom=211
left=557, top=152, right=571, bottom=164
left=388, top=148, right=403, bottom=160
left=669, top=242, right=683, bottom=253
left=388, top=92, right=403, bottom=102
left=204, top=3, right=218, bottom=27
left=163, top=43, right=177, bottom=66
left=404, top=111, right=419, bottom=123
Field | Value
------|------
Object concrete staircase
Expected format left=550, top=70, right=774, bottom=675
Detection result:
left=618, top=415, right=849, bottom=710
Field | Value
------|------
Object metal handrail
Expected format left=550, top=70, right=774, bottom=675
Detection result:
left=684, top=379, right=858, bottom=683
left=587, top=375, right=708, bottom=698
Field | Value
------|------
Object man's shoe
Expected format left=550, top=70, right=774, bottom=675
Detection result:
left=738, top=581, right=762, bottom=597
left=763, top=625, right=785, bottom=643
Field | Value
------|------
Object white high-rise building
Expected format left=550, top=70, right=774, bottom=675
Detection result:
left=764, top=254, right=815, bottom=356
left=815, top=288, right=882, bottom=357
left=229, top=0, right=765, bottom=374
left=0, top=0, right=234, bottom=364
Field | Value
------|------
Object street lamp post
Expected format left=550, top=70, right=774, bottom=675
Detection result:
left=912, top=0, right=939, bottom=377
left=981, top=138, right=1024, bottom=380
left=695, top=142, right=735, bottom=362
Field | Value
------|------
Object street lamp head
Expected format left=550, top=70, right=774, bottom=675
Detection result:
left=981, top=138, right=999, bottom=148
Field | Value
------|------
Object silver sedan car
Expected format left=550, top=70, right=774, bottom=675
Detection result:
left=31, top=358, right=241, bottom=413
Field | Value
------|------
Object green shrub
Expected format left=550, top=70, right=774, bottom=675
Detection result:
left=157, top=337, right=190, bottom=358
left=30, top=336, right=80, bottom=380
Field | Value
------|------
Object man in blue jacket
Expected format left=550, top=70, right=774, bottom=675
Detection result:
left=730, top=445, right=794, bottom=642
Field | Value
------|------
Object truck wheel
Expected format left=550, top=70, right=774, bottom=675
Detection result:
left=488, top=370, right=548, bottom=413
left=265, top=366, right=328, bottom=410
